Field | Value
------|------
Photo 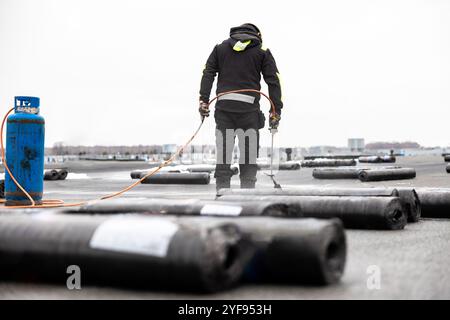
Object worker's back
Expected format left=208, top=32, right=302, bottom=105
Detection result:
left=215, top=38, right=266, bottom=108
left=200, top=24, right=283, bottom=115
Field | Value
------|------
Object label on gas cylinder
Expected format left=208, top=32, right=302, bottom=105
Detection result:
left=200, top=204, right=242, bottom=216
left=90, top=217, right=178, bottom=257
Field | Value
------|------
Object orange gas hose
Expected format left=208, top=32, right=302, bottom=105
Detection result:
left=1, top=89, right=276, bottom=209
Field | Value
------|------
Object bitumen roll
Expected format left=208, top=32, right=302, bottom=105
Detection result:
left=358, top=168, right=416, bottom=182
left=411, top=188, right=450, bottom=219
left=358, top=155, right=396, bottom=163
left=70, top=198, right=301, bottom=218
left=217, top=186, right=401, bottom=198
left=257, top=162, right=300, bottom=170
left=312, top=167, right=361, bottom=179
left=178, top=216, right=346, bottom=285
left=445, top=155, right=450, bottom=162
left=312, top=167, right=401, bottom=180
left=185, top=164, right=215, bottom=173
left=394, top=188, right=421, bottom=222
left=358, top=156, right=382, bottom=163
left=43, top=169, right=59, bottom=181
left=130, top=170, right=142, bottom=179
left=140, top=172, right=211, bottom=185
left=217, top=186, right=420, bottom=223
left=447, top=164, right=450, bottom=173
left=0, top=213, right=253, bottom=292
left=279, top=161, right=301, bottom=170
left=301, top=159, right=356, bottom=168
left=57, top=169, right=68, bottom=181
left=382, top=156, right=396, bottom=163
left=217, top=195, right=407, bottom=230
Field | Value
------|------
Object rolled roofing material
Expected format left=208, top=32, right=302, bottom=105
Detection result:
left=394, top=188, right=421, bottom=222
left=140, top=172, right=211, bottom=185
left=358, top=156, right=382, bottom=163
left=381, top=156, right=396, bottom=163
left=217, top=186, right=419, bottom=223
left=358, top=156, right=397, bottom=163
left=0, top=213, right=253, bottom=292
left=57, top=169, right=68, bottom=181
left=185, top=164, right=215, bottom=173
left=279, top=162, right=301, bottom=170
left=130, top=170, right=143, bottom=179
left=217, top=186, right=401, bottom=197
left=358, top=168, right=416, bottom=182
left=70, top=198, right=301, bottom=217
left=444, top=155, right=450, bottom=162
left=446, top=164, right=450, bottom=173
left=178, top=216, right=347, bottom=285
left=43, top=169, right=59, bottom=181
left=217, top=195, right=406, bottom=230
left=301, top=159, right=356, bottom=168
left=411, top=188, right=450, bottom=219
left=312, top=167, right=361, bottom=179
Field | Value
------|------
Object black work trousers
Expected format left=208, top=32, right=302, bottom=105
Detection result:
left=214, top=109, right=260, bottom=190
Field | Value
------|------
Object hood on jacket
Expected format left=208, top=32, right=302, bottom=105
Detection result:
left=228, top=23, right=262, bottom=51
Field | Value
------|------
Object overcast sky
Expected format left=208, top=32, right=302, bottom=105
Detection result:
left=1, top=0, right=449, bottom=148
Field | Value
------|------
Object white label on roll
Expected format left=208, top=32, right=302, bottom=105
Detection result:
left=200, top=204, right=242, bottom=216
left=90, top=217, right=178, bottom=258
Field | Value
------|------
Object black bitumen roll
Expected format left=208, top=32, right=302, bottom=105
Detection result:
left=140, top=172, right=211, bottom=185
left=43, top=169, right=59, bottom=181
left=0, top=213, right=253, bottom=292
left=358, top=168, right=416, bottom=182
left=257, top=162, right=300, bottom=170
left=130, top=170, right=144, bottom=179
left=217, top=186, right=401, bottom=197
left=412, top=188, right=450, bottom=218
left=301, top=159, right=356, bottom=168
left=179, top=216, right=346, bottom=285
left=358, top=156, right=382, bottom=163
left=359, top=155, right=395, bottom=163
left=312, top=167, right=361, bottom=179
left=70, top=198, right=301, bottom=218
left=279, top=162, right=301, bottom=170
left=217, top=195, right=406, bottom=230
left=447, top=164, right=450, bottom=173
left=445, top=155, right=450, bottom=162
left=185, top=164, right=215, bottom=173
left=57, top=169, right=68, bottom=181
left=394, top=188, right=421, bottom=222
left=217, top=186, right=419, bottom=224
left=381, top=156, right=396, bottom=163
left=312, top=167, right=403, bottom=180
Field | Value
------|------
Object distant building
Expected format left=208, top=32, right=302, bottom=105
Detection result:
left=348, top=138, right=365, bottom=152
left=162, top=144, right=177, bottom=154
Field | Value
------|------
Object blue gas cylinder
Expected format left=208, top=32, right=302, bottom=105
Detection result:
left=5, top=96, right=45, bottom=206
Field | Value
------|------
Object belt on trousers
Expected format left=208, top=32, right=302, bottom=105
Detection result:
left=217, top=93, right=256, bottom=104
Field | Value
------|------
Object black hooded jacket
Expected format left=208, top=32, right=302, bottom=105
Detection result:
left=199, top=26, right=283, bottom=115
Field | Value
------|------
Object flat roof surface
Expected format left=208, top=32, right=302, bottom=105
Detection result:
left=1, top=155, right=449, bottom=299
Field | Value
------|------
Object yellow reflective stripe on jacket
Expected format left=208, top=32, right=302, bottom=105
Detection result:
left=233, top=40, right=251, bottom=52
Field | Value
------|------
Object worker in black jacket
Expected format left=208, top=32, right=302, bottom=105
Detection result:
left=199, top=23, right=283, bottom=191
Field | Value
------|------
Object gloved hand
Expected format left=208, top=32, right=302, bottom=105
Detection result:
left=199, top=100, right=210, bottom=119
left=269, top=112, right=281, bottom=130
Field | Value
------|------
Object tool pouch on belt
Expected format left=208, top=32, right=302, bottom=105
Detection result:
left=258, top=110, right=266, bottom=129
